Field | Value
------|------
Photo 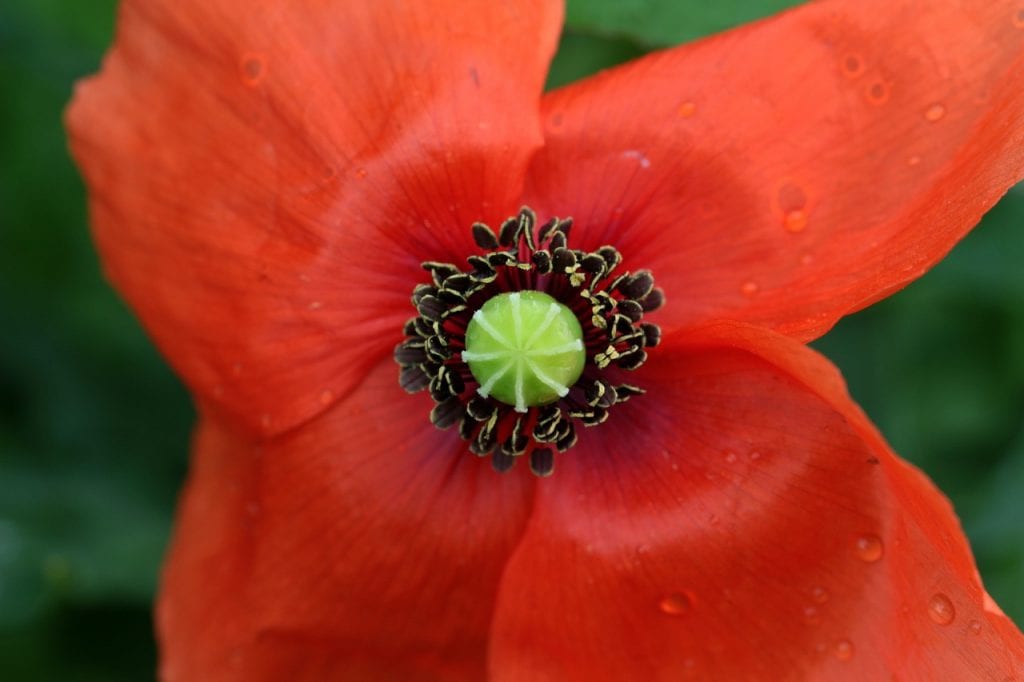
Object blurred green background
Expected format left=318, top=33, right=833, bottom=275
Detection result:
left=0, top=0, right=1021, bottom=679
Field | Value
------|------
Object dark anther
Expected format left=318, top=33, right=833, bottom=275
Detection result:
left=423, top=261, right=460, bottom=285
left=597, top=246, right=622, bottom=271
left=395, top=206, right=662, bottom=476
left=617, top=349, right=648, bottom=371
left=585, top=380, right=606, bottom=406
left=430, top=398, right=465, bottom=429
left=549, top=230, right=568, bottom=251
left=466, top=395, right=495, bottom=421
left=487, top=251, right=517, bottom=268
left=641, top=323, right=661, bottom=348
left=399, top=365, right=429, bottom=393
left=393, top=340, right=426, bottom=365
left=537, top=218, right=560, bottom=243
left=471, top=415, right=500, bottom=455
left=615, top=384, right=645, bottom=401
left=640, top=288, right=665, bottom=312
left=472, top=222, right=500, bottom=250
left=530, top=448, right=555, bottom=477
left=555, top=425, right=578, bottom=453
left=531, top=250, right=552, bottom=274
left=580, top=253, right=607, bottom=275
left=411, top=284, right=438, bottom=305
left=492, top=447, right=516, bottom=473
left=618, top=270, right=655, bottom=300
left=618, top=299, right=643, bottom=323
left=498, top=216, right=520, bottom=246
left=551, top=247, right=577, bottom=273
left=416, top=295, right=446, bottom=322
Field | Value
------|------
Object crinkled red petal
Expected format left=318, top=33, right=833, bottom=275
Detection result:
left=486, top=323, right=1024, bottom=680
left=526, top=0, right=1024, bottom=341
left=66, top=0, right=563, bottom=436
left=157, top=359, right=537, bottom=681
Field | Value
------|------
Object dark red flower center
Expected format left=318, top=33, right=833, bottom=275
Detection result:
left=394, top=207, right=662, bottom=476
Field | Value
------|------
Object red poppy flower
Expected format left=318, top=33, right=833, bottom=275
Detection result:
left=67, top=0, right=1024, bottom=679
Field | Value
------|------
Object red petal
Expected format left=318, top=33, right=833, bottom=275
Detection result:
left=67, top=0, right=562, bottom=435
left=526, top=0, right=1024, bottom=340
left=487, top=323, right=1024, bottom=680
left=157, top=359, right=536, bottom=681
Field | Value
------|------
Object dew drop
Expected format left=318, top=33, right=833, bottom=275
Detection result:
left=924, top=103, right=947, bottom=122
left=239, top=53, right=266, bottom=87
left=968, top=619, right=983, bottom=635
left=659, top=591, right=694, bottom=616
left=811, top=586, right=830, bottom=604
left=855, top=534, right=884, bottom=562
left=622, top=149, right=651, bottom=168
left=724, top=451, right=738, bottom=464
left=799, top=253, right=814, bottom=266
left=834, top=639, right=854, bottom=661
left=865, top=80, right=891, bottom=105
left=678, top=101, right=697, bottom=118
left=749, top=450, right=762, bottom=461
left=803, top=605, right=821, bottom=625
left=784, top=209, right=808, bottom=233
left=928, top=593, right=956, bottom=625
left=308, top=300, right=323, bottom=310
left=840, top=53, right=865, bottom=79
left=354, top=168, right=368, bottom=179
left=318, top=389, right=334, bottom=405
left=907, top=155, right=922, bottom=167
left=740, top=281, right=759, bottom=297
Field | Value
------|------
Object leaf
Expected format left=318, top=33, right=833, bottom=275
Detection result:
left=565, top=0, right=804, bottom=48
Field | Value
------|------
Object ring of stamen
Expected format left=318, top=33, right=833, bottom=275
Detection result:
left=394, top=207, right=663, bottom=477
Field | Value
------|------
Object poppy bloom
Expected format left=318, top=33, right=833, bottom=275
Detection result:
left=67, top=0, right=1024, bottom=679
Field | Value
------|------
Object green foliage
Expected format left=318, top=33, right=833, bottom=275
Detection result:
left=565, top=0, right=804, bottom=47
left=0, top=0, right=1021, bottom=678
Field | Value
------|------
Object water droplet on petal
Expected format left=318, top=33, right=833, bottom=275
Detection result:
left=784, top=209, right=808, bottom=233
left=968, top=619, right=983, bottom=635
left=803, top=605, right=821, bottom=625
left=799, top=253, right=814, bottom=266
left=811, top=586, right=830, bottom=604
left=354, top=168, right=368, bottom=179
left=678, top=101, right=697, bottom=118
left=924, top=103, right=947, bottom=122
left=865, top=80, right=891, bottom=105
left=928, top=593, right=956, bottom=625
left=907, top=155, right=922, bottom=166
left=239, top=53, right=266, bottom=87
left=840, top=53, right=865, bottom=79
left=855, top=534, right=884, bottom=562
left=319, top=389, right=334, bottom=405
left=749, top=450, right=762, bottom=461
left=741, top=281, right=759, bottom=297
left=308, top=300, right=323, bottom=310
left=659, top=591, right=694, bottom=616
left=724, top=451, right=738, bottom=464
left=621, top=149, right=651, bottom=169
left=834, top=639, right=854, bottom=661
